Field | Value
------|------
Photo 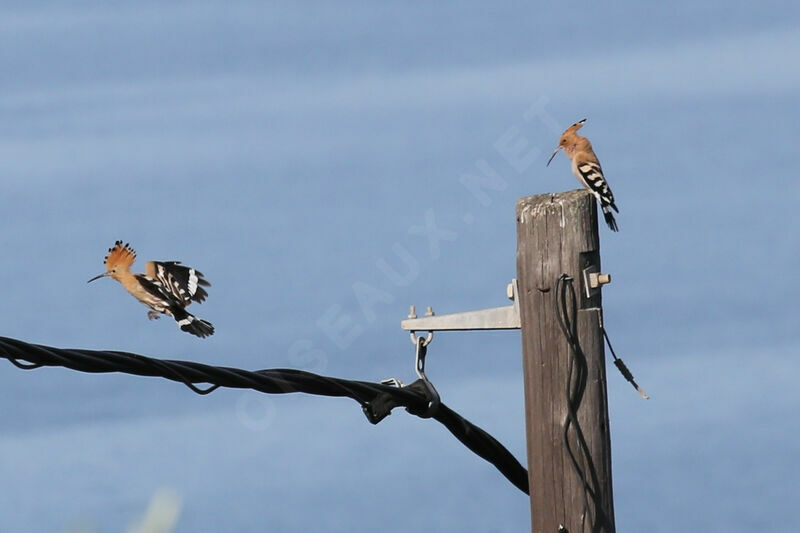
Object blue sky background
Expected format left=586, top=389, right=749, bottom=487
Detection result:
left=1, top=2, right=798, bottom=531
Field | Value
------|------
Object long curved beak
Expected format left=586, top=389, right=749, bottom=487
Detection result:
left=87, top=272, right=109, bottom=283
left=546, top=146, right=561, bottom=167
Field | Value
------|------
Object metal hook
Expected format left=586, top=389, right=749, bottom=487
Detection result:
left=413, top=336, right=440, bottom=418
left=409, top=330, right=433, bottom=347
left=414, top=336, right=428, bottom=381
left=408, top=305, right=434, bottom=347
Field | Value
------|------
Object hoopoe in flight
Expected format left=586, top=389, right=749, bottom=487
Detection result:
left=547, top=119, right=619, bottom=231
left=88, top=241, right=214, bottom=338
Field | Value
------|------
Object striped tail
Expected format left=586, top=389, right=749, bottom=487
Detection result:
left=171, top=307, right=215, bottom=338
left=602, top=206, right=619, bottom=232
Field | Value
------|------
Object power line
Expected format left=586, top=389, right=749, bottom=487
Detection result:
left=0, top=335, right=529, bottom=495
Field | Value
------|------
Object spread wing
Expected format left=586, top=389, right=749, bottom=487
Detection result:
left=133, top=274, right=180, bottom=313
left=145, top=261, right=210, bottom=306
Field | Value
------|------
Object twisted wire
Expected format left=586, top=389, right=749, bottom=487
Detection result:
left=0, top=335, right=529, bottom=495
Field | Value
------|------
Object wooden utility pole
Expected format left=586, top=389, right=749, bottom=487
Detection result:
left=516, top=190, right=615, bottom=532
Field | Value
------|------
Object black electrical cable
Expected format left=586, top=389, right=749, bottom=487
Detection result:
left=0, top=335, right=529, bottom=495
left=553, top=275, right=612, bottom=532
left=602, top=326, right=649, bottom=400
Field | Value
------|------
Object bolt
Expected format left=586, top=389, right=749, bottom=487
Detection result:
left=588, top=272, right=612, bottom=289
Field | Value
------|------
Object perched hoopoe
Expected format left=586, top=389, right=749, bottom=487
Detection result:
left=88, top=241, right=214, bottom=338
left=547, top=119, right=619, bottom=231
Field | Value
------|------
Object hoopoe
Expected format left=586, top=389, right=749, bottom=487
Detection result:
left=88, top=241, right=214, bottom=338
left=547, top=118, right=619, bottom=231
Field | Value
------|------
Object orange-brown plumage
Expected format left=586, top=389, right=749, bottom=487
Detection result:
left=88, top=240, right=214, bottom=338
left=102, top=241, right=137, bottom=281
left=546, top=118, right=619, bottom=231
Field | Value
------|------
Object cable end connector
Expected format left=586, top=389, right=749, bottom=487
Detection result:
left=613, top=358, right=650, bottom=400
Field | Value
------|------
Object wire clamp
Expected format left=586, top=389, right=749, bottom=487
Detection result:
left=367, top=334, right=441, bottom=423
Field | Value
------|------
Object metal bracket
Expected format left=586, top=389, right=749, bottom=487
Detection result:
left=401, top=279, right=521, bottom=332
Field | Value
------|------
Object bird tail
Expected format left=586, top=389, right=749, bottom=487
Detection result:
left=171, top=307, right=215, bottom=338
left=602, top=206, right=619, bottom=232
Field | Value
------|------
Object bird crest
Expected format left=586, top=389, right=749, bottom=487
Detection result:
left=565, top=118, right=586, bottom=134
left=104, top=240, right=137, bottom=272
left=560, top=118, right=587, bottom=143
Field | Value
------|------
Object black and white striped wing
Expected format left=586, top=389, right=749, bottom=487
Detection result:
left=574, top=160, right=618, bottom=212
left=148, top=261, right=210, bottom=306
left=134, top=274, right=180, bottom=313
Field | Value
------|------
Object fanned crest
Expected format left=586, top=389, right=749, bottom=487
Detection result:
left=104, top=241, right=137, bottom=272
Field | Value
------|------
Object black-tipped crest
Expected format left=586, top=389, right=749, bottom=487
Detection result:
left=562, top=118, right=587, bottom=137
left=89, top=240, right=137, bottom=282
left=103, top=240, right=136, bottom=271
left=547, top=118, right=589, bottom=167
